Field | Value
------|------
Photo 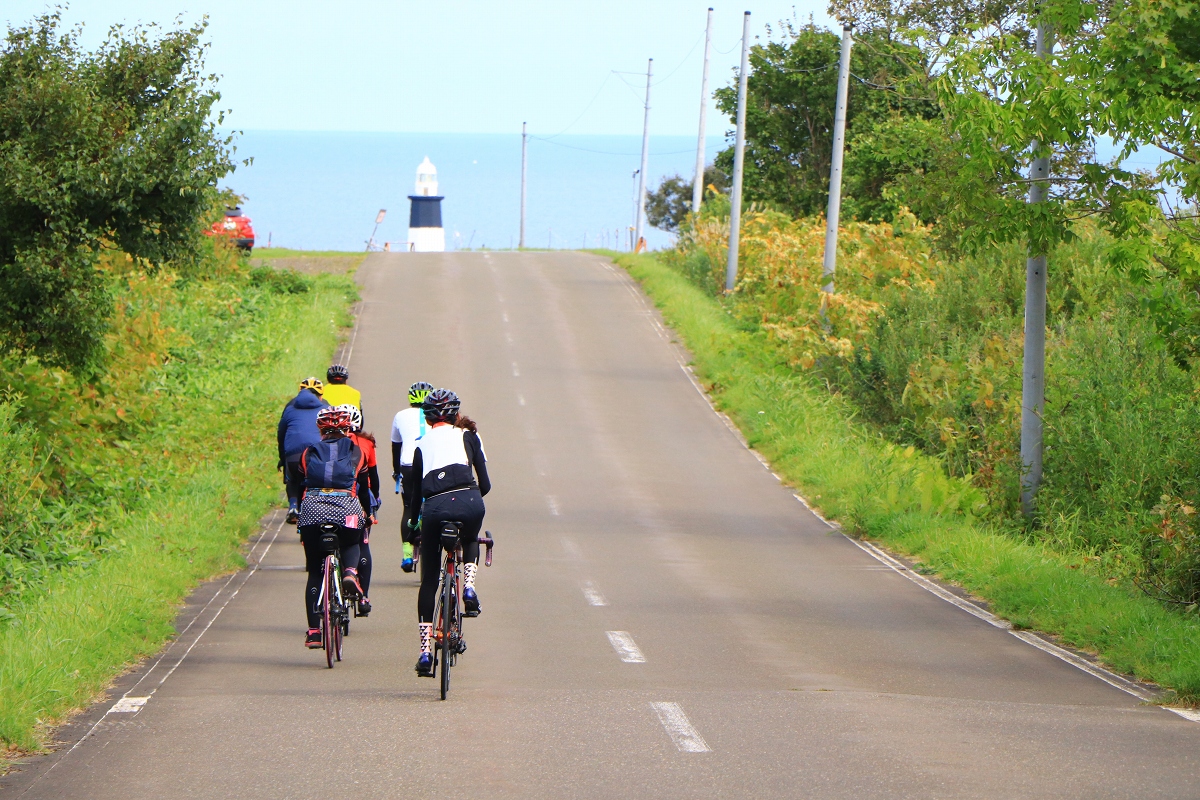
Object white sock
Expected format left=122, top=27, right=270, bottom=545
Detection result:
left=463, top=562, right=478, bottom=589
left=419, top=622, right=433, bottom=654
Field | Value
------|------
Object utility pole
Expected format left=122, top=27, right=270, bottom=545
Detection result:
left=821, top=24, right=853, bottom=294
left=634, top=58, right=653, bottom=251
left=519, top=122, right=528, bottom=249
left=725, top=11, right=751, bottom=292
left=1021, top=23, right=1053, bottom=519
left=692, top=7, right=714, bottom=217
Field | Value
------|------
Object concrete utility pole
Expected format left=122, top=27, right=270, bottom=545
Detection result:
left=1021, top=23, right=1053, bottom=519
left=634, top=58, right=653, bottom=250
left=692, top=7, right=714, bottom=217
left=821, top=24, right=853, bottom=294
left=725, top=11, right=751, bottom=292
left=519, top=122, right=528, bottom=249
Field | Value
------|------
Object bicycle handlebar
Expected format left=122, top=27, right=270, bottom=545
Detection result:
left=479, top=531, right=494, bottom=567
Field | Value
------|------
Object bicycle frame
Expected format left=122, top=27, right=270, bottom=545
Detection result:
left=431, top=526, right=494, bottom=698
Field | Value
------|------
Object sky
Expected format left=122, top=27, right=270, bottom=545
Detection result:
left=4, top=1, right=835, bottom=136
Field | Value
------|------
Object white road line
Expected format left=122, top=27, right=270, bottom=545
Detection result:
left=650, top=702, right=711, bottom=752
left=581, top=580, right=608, bottom=606
left=606, top=631, right=646, bottom=663
left=512, top=362, right=520, bottom=377
left=561, top=537, right=583, bottom=561
left=546, top=495, right=560, bottom=516
left=502, top=312, right=509, bottom=323
left=518, top=394, right=526, bottom=406
left=108, top=696, right=148, bottom=713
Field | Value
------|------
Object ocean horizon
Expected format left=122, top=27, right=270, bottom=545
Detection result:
left=220, top=130, right=728, bottom=253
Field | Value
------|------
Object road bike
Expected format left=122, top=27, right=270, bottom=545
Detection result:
left=432, top=523, right=494, bottom=700
left=315, top=523, right=352, bottom=669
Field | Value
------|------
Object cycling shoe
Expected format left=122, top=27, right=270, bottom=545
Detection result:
left=305, top=629, right=322, bottom=649
left=463, top=587, right=481, bottom=617
left=415, top=653, right=434, bottom=676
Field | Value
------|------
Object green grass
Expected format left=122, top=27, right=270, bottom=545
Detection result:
left=0, top=271, right=355, bottom=756
left=250, top=248, right=362, bottom=258
left=617, top=251, right=1200, bottom=702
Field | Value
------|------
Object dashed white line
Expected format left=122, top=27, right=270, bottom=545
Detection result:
left=546, top=495, right=561, bottom=516
left=651, top=702, right=711, bottom=752
left=606, top=631, right=645, bottom=663
left=561, top=537, right=583, bottom=561
left=512, top=362, right=520, bottom=377
left=581, top=581, right=608, bottom=606
left=109, top=696, right=149, bottom=714
left=518, top=394, right=526, bottom=406
left=502, top=312, right=509, bottom=323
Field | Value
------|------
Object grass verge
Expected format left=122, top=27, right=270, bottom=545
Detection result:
left=0, top=270, right=355, bottom=757
left=617, top=251, right=1200, bottom=702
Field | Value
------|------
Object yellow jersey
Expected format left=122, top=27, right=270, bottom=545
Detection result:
left=322, top=383, right=362, bottom=411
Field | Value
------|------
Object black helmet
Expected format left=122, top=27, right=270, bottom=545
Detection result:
left=422, top=388, right=461, bottom=423
left=408, top=381, right=435, bottom=406
left=327, top=364, right=349, bottom=383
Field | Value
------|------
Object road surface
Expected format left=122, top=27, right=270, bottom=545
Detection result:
left=7, top=251, right=1200, bottom=799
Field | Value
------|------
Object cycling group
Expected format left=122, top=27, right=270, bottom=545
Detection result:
left=277, top=367, right=491, bottom=676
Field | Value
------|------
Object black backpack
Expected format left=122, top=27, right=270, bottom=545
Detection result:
left=302, top=437, right=364, bottom=492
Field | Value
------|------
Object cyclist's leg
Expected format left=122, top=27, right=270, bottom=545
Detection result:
left=298, top=525, right=325, bottom=643
left=442, top=490, right=485, bottom=613
left=284, top=453, right=304, bottom=517
left=414, top=516, right=442, bottom=673
left=338, top=525, right=363, bottom=597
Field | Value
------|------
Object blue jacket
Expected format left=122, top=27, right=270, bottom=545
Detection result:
left=277, top=390, right=328, bottom=461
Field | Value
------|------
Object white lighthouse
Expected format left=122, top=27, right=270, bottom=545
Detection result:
left=407, top=157, right=445, bottom=252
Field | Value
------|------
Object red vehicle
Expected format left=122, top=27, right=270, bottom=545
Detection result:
left=206, top=207, right=256, bottom=251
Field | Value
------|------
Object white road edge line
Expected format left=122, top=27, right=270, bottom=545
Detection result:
left=600, top=256, right=1194, bottom=722
left=650, top=702, right=711, bottom=752
left=581, top=580, right=608, bottom=606
left=606, top=631, right=646, bottom=663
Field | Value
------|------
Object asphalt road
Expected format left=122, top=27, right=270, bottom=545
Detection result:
left=8, top=251, right=1200, bottom=799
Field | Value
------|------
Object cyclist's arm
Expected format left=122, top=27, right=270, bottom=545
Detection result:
left=366, top=463, right=380, bottom=500
left=464, top=431, right=490, bottom=496
left=390, top=413, right=403, bottom=476
left=407, top=448, right=424, bottom=522
left=276, top=408, right=288, bottom=464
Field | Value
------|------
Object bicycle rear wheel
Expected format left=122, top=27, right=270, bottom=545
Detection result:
left=323, top=556, right=335, bottom=669
left=440, top=569, right=453, bottom=700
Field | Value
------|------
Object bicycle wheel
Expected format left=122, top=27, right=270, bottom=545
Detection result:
left=323, top=556, right=335, bottom=669
left=440, top=566, right=453, bottom=700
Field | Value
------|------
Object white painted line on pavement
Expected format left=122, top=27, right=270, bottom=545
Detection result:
left=561, top=537, right=583, bottom=561
left=108, top=696, right=149, bottom=713
left=505, top=331, right=513, bottom=344
left=547, top=495, right=561, bottom=516
left=512, top=362, right=520, bottom=377
left=581, top=581, right=608, bottom=606
left=1009, top=630, right=1156, bottom=702
left=518, top=394, right=526, bottom=406
left=651, top=702, right=711, bottom=752
left=847, top=538, right=1012, bottom=630
left=606, top=631, right=646, bottom=663
left=502, top=312, right=509, bottom=323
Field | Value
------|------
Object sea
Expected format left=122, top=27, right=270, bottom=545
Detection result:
left=221, top=131, right=728, bottom=253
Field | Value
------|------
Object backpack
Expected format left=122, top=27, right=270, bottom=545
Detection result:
left=301, top=437, right=365, bottom=493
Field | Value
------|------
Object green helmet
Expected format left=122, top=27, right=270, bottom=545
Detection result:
left=408, top=381, right=434, bottom=406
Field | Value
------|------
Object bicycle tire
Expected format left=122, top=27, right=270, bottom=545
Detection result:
left=323, top=555, right=335, bottom=669
left=440, top=565, right=453, bottom=700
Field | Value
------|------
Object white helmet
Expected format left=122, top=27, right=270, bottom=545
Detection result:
left=337, top=404, right=363, bottom=432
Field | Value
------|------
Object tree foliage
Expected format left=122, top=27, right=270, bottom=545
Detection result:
left=710, top=19, right=940, bottom=221
left=645, top=165, right=730, bottom=232
left=0, top=11, right=237, bottom=372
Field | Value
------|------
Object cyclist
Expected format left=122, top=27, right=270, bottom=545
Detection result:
left=296, top=406, right=370, bottom=649
left=322, top=364, right=363, bottom=421
left=339, top=404, right=381, bottom=616
left=405, top=388, right=490, bottom=675
left=391, top=381, right=434, bottom=572
left=277, top=377, right=329, bottom=524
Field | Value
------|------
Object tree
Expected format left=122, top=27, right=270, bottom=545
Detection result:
left=0, top=12, right=237, bottom=372
left=711, top=19, right=940, bottom=220
left=646, top=165, right=730, bottom=232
